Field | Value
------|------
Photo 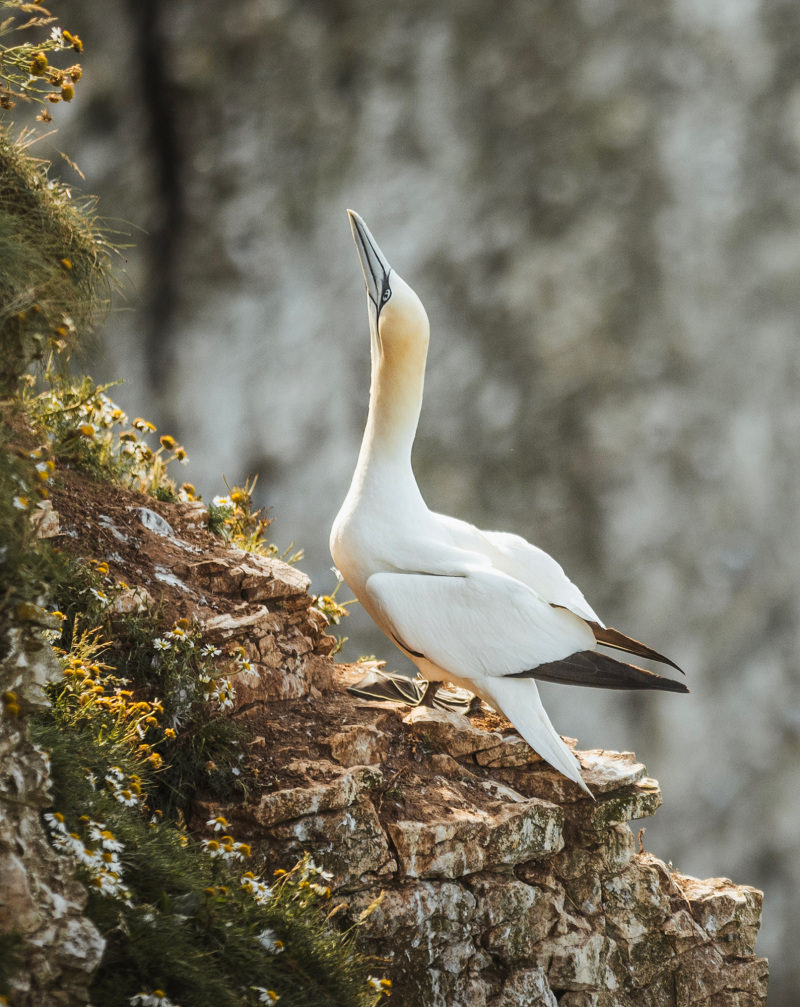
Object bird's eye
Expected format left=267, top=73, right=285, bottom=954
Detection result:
left=382, top=287, right=391, bottom=302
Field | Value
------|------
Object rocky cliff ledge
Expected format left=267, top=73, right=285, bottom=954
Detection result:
left=8, top=469, right=768, bottom=1007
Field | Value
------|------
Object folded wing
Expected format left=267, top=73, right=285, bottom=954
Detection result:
left=433, top=513, right=603, bottom=625
left=365, top=566, right=596, bottom=680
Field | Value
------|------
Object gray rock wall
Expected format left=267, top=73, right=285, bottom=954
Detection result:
left=0, top=627, right=105, bottom=1005
left=49, top=0, right=799, bottom=997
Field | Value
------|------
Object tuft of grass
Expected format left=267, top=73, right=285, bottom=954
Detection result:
left=0, top=413, right=88, bottom=643
left=30, top=623, right=389, bottom=1007
left=22, top=371, right=193, bottom=498
left=0, top=931, right=22, bottom=998
left=0, top=129, right=112, bottom=390
left=208, top=476, right=303, bottom=563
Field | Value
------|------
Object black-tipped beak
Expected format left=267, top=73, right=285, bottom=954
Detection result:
left=347, top=209, right=392, bottom=319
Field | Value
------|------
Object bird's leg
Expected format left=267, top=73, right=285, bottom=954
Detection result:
left=419, top=679, right=442, bottom=707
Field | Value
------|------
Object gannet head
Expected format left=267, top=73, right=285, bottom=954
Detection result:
left=347, top=209, right=429, bottom=352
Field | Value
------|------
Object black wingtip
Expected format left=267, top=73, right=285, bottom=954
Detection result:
left=511, top=650, right=690, bottom=693
left=590, top=624, right=685, bottom=675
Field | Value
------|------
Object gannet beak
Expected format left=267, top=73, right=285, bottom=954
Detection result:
left=347, top=209, right=393, bottom=322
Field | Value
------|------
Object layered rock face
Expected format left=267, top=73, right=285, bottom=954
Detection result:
left=50, top=4, right=800, bottom=995
left=207, top=697, right=768, bottom=1007
left=33, top=475, right=765, bottom=1007
left=0, top=628, right=105, bottom=1005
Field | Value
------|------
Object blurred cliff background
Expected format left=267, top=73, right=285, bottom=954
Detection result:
left=46, top=0, right=800, bottom=997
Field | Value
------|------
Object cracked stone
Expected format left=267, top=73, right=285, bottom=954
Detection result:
left=388, top=797, right=563, bottom=879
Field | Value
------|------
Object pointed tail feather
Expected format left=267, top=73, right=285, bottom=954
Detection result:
left=590, top=624, right=684, bottom=675
left=510, top=650, right=689, bottom=693
left=479, top=676, right=592, bottom=796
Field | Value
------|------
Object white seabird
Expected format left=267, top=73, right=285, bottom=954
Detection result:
left=331, top=210, right=687, bottom=793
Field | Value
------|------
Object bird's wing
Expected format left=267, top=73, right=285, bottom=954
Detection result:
left=365, top=566, right=596, bottom=680
left=365, top=567, right=594, bottom=794
left=432, top=513, right=603, bottom=626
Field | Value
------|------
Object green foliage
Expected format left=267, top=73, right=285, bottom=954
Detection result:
left=0, top=129, right=112, bottom=390
left=0, top=2, right=86, bottom=117
left=208, top=477, right=303, bottom=563
left=0, top=414, right=88, bottom=641
left=31, top=628, right=387, bottom=1007
left=102, top=613, right=251, bottom=818
left=0, top=931, right=22, bottom=997
left=22, top=372, right=193, bottom=497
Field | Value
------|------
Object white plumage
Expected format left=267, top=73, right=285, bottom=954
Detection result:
left=331, top=210, right=686, bottom=794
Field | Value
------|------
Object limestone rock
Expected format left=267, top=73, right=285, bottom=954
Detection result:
left=387, top=796, right=564, bottom=879
left=673, top=874, right=764, bottom=958
left=0, top=629, right=105, bottom=1006
left=402, top=706, right=502, bottom=757
left=474, top=732, right=543, bottom=767
left=254, top=761, right=382, bottom=826
left=536, top=931, right=625, bottom=992
left=495, top=967, right=558, bottom=1007
left=31, top=501, right=61, bottom=539
left=468, top=872, right=563, bottom=957
left=265, top=798, right=395, bottom=889
left=328, top=724, right=390, bottom=767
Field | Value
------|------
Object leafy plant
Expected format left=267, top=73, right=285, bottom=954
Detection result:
left=208, top=476, right=303, bottom=562
left=0, top=2, right=85, bottom=118
left=31, top=625, right=390, bottom=1007
left=22, top=370, right=193, bottom=498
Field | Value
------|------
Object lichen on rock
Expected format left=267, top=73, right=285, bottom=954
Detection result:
left=1, top=460, right=770, bottom=1006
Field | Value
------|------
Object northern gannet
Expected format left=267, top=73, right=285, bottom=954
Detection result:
left=331, top=210, right=688, bottom=793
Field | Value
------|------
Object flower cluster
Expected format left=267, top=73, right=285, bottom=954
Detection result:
left=240, top=872, right=273, bottom=905
left=105, top=765, right=144, bottom=808
left=197, top=642, right=250, bottom=712
left=208, top=476, right=301, bottom=563
left=8, top=445, right=56, bottom=519
left=296, top=859, right=334, bottom=901
left=44, top=812, right=132, bottom=903
left=24, top=376, right=191, bottom=500
left=57, top=634, right=166, bottom=767
left=201, top=836, right=251, bottom=863
left=0, top=3, right=84, bottom=116
left=201, top=816, right=251, bottom=864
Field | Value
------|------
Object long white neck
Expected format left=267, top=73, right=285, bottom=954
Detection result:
left=354, top=326, right=427, bottom=482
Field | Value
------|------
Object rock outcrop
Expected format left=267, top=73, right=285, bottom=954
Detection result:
left=3, top=470, right=769, bottom=1005
left=0, top=626, right=105, bottom=1006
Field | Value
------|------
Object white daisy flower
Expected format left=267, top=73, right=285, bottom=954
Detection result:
left=129, top=990, right=176, bottom=1006
left=241, top=876, right=273, bottom=904
left=201, top=839, right=223, bottom=859
left=255, top=928, right=284, bottom=953
left=153, top=638, right=171, bottom=652
left=44, top=812, right=68, bottom=834
left=254, top=989, right=280, bottom=1005
left=52, top=832, right=87, bottom=857
left=89, top=825, right=124, bottom=852
left=114, top=789, right=138, bottom=807
left=200, top=644, right=221, bottom=657
left=306, top=860, right=334, bottom=881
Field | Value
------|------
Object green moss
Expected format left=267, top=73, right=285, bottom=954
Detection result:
left=0, top=931, right=22, bottom=997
